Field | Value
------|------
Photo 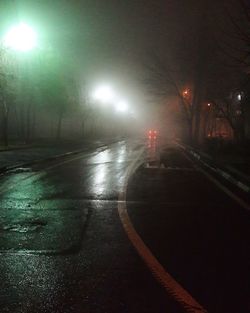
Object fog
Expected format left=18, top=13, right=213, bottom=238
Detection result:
left=0, top=0, right=248, bottom=145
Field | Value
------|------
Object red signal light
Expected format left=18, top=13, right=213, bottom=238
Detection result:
left=147, top=130, right=158, bottom=140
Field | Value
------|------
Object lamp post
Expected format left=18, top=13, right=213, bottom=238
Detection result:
left=1, top=22, right=37, bottom=145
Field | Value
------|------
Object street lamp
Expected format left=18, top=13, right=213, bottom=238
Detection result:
left=3, top=22, right=37, bottom=52
left=116, top=100, right=128, bottom=113
left=1, top=22, right=38, bottom=145
left=92, top=85, right=115, bottom=104
left=183, top=89, right=189, bottom=97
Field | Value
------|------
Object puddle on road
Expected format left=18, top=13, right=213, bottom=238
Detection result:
left=7, top=167, right=33, bottom=174
left=0, top=203, right=90, bottom=254
left=2, top=219, right=47, bottom=233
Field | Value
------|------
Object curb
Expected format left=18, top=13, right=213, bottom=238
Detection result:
left=178, top=143, right=250, bottom=193
left=0, top=145, right=34, bottom=152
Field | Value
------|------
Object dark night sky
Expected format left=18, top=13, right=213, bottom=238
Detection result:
left=0, top=0, right=240, bottom=118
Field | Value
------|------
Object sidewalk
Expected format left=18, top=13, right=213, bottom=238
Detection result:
left=181, top=142, right=250, bottom=192
left=210, top=151, right=250, bottom=178
left=200, top=143, right=250, bottom=181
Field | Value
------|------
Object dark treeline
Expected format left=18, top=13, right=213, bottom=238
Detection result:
left=145, top=0, right=250, bottom=146
left=0, top=48, right=129, bottom=146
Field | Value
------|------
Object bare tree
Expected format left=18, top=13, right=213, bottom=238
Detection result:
left=144, top=52, right=194, bottom=142
left=0, top=47, right=17, bottom=146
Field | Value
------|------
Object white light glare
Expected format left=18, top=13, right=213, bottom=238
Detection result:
left=3, top=23, right=37, bottom=51
left=93, top=85, right=114, bottom=103
left=116, top=100, right=128, bottom=113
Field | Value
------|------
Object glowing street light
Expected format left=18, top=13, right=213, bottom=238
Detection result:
left=91, top=84, right=134, bottom=118
left=3, top=22, right=37, bottom=52
left=116, top=100, right=128, bottom=113
left=92, top=85, right=115, bottom=104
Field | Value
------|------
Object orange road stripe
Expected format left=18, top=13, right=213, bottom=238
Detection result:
left=118, top=153, right=208, bottom=313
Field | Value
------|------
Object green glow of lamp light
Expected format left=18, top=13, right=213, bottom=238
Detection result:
left=3, top=22, right=37, bottom=52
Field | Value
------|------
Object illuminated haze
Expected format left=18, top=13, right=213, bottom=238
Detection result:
left=0, top=0, right=232, bottom=138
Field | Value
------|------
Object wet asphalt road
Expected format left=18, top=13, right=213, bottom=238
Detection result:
left=0, top=140, right=182, bottom=313
left=0, top=139, right=250, bottom=313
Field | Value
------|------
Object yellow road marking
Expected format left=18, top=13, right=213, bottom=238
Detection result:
left=118, top=151, right=208, bottom=313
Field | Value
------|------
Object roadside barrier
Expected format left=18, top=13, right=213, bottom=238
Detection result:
left=178, top=143, right=250, bottom=193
